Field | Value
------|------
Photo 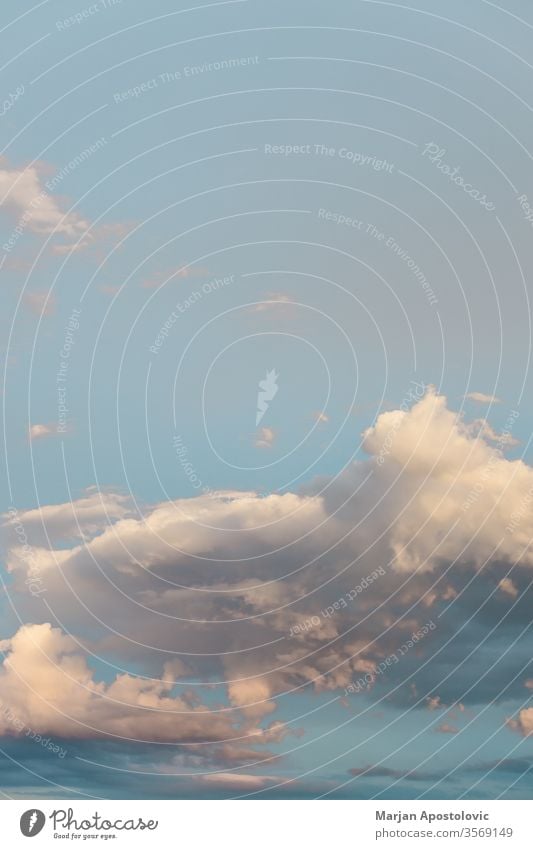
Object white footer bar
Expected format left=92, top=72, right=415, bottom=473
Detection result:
left=3, top=800, right=530, bottom=848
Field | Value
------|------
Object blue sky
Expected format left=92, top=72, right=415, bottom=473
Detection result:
left=1, top=0, right=533, bottom=800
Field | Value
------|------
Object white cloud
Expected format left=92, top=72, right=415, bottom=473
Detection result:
left=361, top=387, right=533, bottom=572
left=0, top=162, right=89, bottom=239
left=23, top=292, right=56, bottom=316
left=248, top=293, right=294, bottom=313
left=0, top=623, right=247, bottom=743
left=0, top=161, right=131, bottom=254
left=3, top=490, right=135, bottom=545
left=508, top=709, right=533, bottom=737
left=28, top=423, right=55, bottom=441
left=255, top=426, right=276, bottom=448
left=466, top=418, right=519, bottom=447
left=4, top=388, right=533, bottom=750
left=140, top=265, right=211, bottom=288
left=465, top=392, right=501, bottom=404
left=198, top=773, right=278, bottom=790
left=498, top=577, right=519, bottom=598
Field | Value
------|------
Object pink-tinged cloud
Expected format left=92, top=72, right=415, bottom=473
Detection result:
left=198, top=773, right=279, bottom=790
left=464, top=392, right=501, bottom=404
left=3, top=389, right=533, bottom=751
left=255, top=426, right=276, bottom=448
left=23, top=292, right=56, bottom=316
left=248, top=293, right=295, bottom=313
left=0, top=623, right=257, bottom=744
left=0, top=161, right=89, bottom=238
left=28, top=423, right=55, bottom=441
left=507, top=709, right=533, bottom=737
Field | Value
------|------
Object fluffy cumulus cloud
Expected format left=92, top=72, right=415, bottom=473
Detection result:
left=360, top=389, right=529, bottom=573
left=0, top=159, right=132, bottom=254
left=0, top=622, right=282, bottom=751
left=0, top=160, right=89, bottom=239
left=1, top=389, right=532, bottom=780
left=3, top=490, right=136, bottom=547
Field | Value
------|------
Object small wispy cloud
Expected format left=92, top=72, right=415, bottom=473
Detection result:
left=23, top=292, right=55, bottom=316
left=465, top=392, right=501, bottom=404
left=140, top=265, right=210, bottom=289
left=199, top=773, right=277, bottom=790
left=498, top=577, right=519, bottom=598
left=248, top=292, right=295, bottom=313
left=255, top=426, right=276, bottom=449
left=51, top=221, right=133, bottom=257
left=28, top=423, right=55, bottom=441
left=467, top=418, right=519, bottom=447
left=435, top=723, right=459, bottom=734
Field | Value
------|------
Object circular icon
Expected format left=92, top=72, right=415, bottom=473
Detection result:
left=20, top=810, right=45, bottom=837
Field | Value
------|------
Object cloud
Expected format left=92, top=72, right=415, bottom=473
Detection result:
left=507, top=709, right=533, bottom=737
left=4, top=387, right=533, bottom=769
left=466, top=418, right=519, bottom=447
left=464, top=392, right=501, bottom=404
left=349, top=764, right=406, bottom=778
left=348, top=764, right=442, bottom=782
left=499, top=577, right=519, bottom=598
left=313, top=411, right=329, bottom=424
left=28, top=423, right=55, bottom=441
left=0, top=160, right=132, bottom=254
left=255, top=426, right=276, bottom=449
left=435, top=723, right=459, bottom=734
left=248, top=293, right=295, bottom=313
left=198, top=773, right=278, bottom=790
left=23, top=292, right=56, bottom=316
left=0, top=623, right=255, bottom=744
left=0, top=161, right=89, bottom=239
left=50, top=221, right=132, bottom=256
left=361, top=388, right=533, bottom=573
left=2, top=490, right=135, bottom=545
left=140, top=266, right=210, bottom=288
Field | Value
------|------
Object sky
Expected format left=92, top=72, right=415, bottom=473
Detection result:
left=1, top=0, right=533, bottom=800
